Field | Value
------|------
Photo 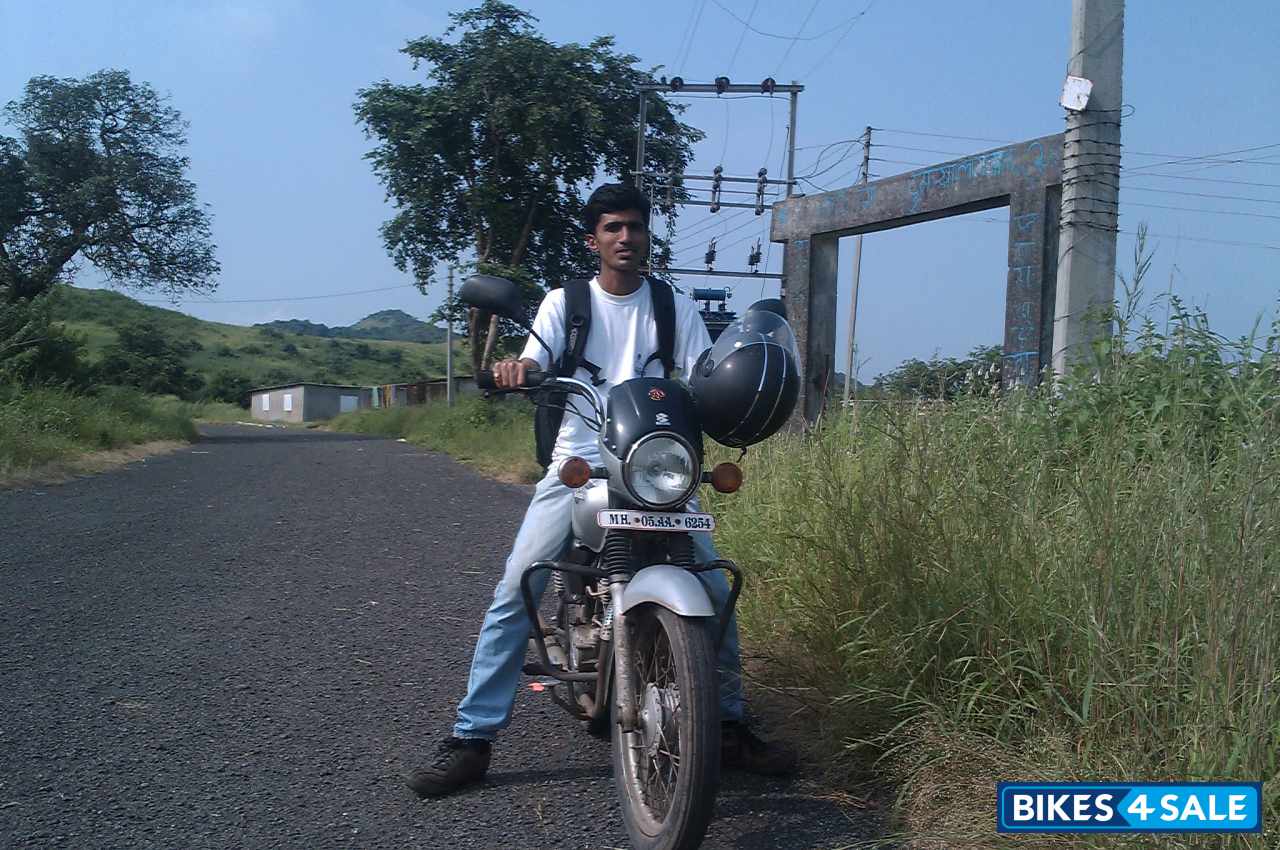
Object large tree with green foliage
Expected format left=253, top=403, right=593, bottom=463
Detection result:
left=94, top=319, right=204, bottom=399
left=872, top=345, right=1004, bottom=401
left=0, top=70, right=219, bottom=305
left=354, top=1, right=702, bottom=365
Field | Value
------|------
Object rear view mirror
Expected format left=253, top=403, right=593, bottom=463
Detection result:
left=459, top=275, right=528, bottom=326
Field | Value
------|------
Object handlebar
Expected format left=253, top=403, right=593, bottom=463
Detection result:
left=476, top=368, right=550, bottom=392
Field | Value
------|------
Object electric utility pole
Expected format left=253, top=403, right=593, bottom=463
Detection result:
left=446, top=266, right=455, bottom=407
left=1052, top=0, right=1124, bottom=379
left=842, top=127, right=872, bottom=407
left=634, top=77, right=800, bottom=287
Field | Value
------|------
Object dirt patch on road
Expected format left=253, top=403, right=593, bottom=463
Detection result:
left=0, top=440, right=189, bottom=489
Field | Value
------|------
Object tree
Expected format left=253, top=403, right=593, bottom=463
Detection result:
left=0, top=70, right=219, bottom=304
left=354, top=1, right=703, bottom=369
left=203, top=371, right=253, bottom=407
left=94, top=319, right=203, bottom=398
left=0, top=290, right=86, bottom=386
left=873, top=345, right=1004, bottom=401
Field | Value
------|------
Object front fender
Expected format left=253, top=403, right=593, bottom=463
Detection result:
left=620, top=564, right=716, bottom=617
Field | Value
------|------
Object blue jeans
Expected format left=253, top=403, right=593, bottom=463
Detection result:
left=453, top=470, right=744, bottom=740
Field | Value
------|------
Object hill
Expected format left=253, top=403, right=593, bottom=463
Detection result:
left=51, top=287, right=457, bottom=391
left=255, top=308, right=446, bottom=344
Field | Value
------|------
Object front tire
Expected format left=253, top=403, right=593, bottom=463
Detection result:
left=612, top=604, right=720, bottom=850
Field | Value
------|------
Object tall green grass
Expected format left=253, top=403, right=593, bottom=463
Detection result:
left=330, top=396, right=541, bottom=483
left=0, top=384, right=199, bottom=476
left=707, top=296, right=1280, bottom=847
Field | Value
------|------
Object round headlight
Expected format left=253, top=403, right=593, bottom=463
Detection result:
left=625, top=435, right=698, bottom=508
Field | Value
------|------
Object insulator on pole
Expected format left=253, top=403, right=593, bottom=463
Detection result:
left=754, top=167, right=768, bottom=215
left=704, top=238, right=717, bottom=271
left=748, top=239, right=762, bottom=271
left=710, top=165, right=723, bottom=213
left=714, top=76, right=730, bottom=94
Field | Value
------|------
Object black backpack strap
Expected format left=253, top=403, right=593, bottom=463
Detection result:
left=643, top=278, right=677, bottom=378
left=559, top=279, right=604, bottom=384
left=534, top=279, right=593, bottom=470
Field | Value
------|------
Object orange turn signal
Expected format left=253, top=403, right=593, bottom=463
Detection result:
left=558, top=456, right=591, bottom=488
left=710, top=462, right=743, bottom=494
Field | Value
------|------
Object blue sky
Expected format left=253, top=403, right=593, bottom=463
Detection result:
left=3, top=1, right=1277, bottom=380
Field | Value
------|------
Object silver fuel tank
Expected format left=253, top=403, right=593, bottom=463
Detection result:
left=571, top=480, right=608, bottom=552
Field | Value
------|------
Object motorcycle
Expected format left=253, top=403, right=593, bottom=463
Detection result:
left=459, top=274, right=798, bottom=850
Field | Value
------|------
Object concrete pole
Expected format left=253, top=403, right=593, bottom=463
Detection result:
left=634, top=93, right=648, bottom=190
left=842, top=127, right=872, bottom=407
left=785, top=86, right=798, bottom=199
left=1052, top=0, right=1124, bottom=379
left=446, top=266, right=454, bottom=407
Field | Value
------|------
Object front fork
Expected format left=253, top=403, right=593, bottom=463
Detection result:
left=609, top=574, right=641, bottom=732
left=519, top=548, right=743, bottom=734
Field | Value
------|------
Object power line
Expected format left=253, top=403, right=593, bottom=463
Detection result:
left=872, top=127, right=1013, bottom=145
left=670, top=1, right=701, bottom=71
left=872, top=127, right=1280, bottom=164
left=710, top=0, right=871, bottom=41
left=1123, top=200, right=1280, bottom=221
left=669, top=207, right=755, bottom=249
left=1125, top=141, right=1280, bottom=173
left=726, top=0, right=759, bottom=72
left=1124, top=185, right=1280, bottom=206
left=137, top=283, right=420, bottom=305
left=944, top=215, right=1280, bottom=252
left=876, top=143, right=971, bottom=157
left=719, top=0, right=761, bottom=166
left=675, top=0, right=708, bottom=74
left=1123, top=171, right=1280, bottom=190
left=800, top=0, right=876, bottom=79
left=775, top=0, right=822, bottom=73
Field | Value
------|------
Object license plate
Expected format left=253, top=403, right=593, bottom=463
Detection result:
left=596, top=510, right=716, bottom=532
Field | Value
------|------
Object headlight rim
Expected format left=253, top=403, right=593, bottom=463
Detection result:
left=621, top=431, right=701, bottom=509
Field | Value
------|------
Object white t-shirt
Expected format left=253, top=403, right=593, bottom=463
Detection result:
left=520, top=277, right=712, bottom=466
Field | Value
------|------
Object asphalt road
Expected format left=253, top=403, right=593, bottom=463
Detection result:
left=0, top=424, right=875, bottom=850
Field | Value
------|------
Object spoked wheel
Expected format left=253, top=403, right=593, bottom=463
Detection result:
left=612, top=604, right=720, bottom=850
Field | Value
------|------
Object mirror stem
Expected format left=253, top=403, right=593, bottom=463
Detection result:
left=527, top=327, right=555, bottom=359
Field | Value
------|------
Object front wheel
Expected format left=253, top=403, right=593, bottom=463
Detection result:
left=612, top=604, right=720, bottom=850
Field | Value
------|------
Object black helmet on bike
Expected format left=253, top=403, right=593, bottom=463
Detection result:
left=689, top=300, right=801, bottom=447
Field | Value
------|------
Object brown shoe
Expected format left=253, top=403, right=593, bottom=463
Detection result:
left=406, top=737, right=492, bottom=798
left=720, top=721, right=798, bottom=776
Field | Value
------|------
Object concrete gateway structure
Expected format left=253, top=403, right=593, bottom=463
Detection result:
left=771, top=133, right=1067, bottom=424
left=249, top=383, right=371, bottom=423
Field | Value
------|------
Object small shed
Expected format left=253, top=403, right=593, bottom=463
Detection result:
left=249, top=383, right=372, bottom=423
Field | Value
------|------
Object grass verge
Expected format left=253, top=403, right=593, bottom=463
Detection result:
left=329, top=395, right=541, bottom=484
left=0, top=384, right=200, bottom=484
left=703, top=304, right=1279, bottom=847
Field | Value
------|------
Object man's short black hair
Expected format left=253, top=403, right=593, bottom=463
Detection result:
left=582, top=183, right=650, bottom=234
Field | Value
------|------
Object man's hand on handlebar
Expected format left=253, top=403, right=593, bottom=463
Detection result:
left=493, top=357, right=541, bottom=389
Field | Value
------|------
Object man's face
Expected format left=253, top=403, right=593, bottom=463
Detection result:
left=586, top=209, right=648, bottom=273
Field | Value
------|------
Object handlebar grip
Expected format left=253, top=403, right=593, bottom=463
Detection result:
left=476, top=368, right=550, bottom=391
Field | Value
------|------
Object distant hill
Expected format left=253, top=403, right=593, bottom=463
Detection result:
left=255, top=309, right=445, bottom=344
left=51, top=286, right=455, bottom=390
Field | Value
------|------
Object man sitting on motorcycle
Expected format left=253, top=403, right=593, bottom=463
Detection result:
left=408, top=183, right=797, bottom=799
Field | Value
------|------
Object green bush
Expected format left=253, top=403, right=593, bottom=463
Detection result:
left=706, top=293, right=1280, bottom=847
left=0, top=290, right=90, bottom=387
left=93, top=319, right=204, bottom=398
left=0, top=384, right=197, bottom=475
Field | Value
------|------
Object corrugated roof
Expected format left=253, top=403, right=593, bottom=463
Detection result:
left=248, top=377, right=476, bottom=394
left=248, top=382, right=371, bottom=394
